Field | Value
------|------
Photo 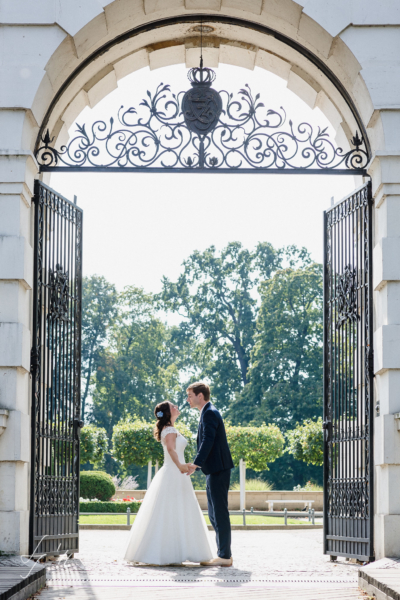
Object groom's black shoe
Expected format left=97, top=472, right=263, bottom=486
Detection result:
left=200, top=557, right=233, bottom=567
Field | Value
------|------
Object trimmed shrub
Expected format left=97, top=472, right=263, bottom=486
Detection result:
left=80, top=471, right=115, bottom=501
left=286, top=417, right=323, bottom=466
left=226, top=424, right=285, bottom=471
left=80, top=425, right=108, bottom=466
left=79, top=500, right=142, bottom=513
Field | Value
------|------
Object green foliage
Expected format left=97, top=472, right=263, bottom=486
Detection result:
left=79, top=500, right=142, bottom=513
left=80, top=471, right=116, bottom=501
left=226, top=424, right=284, bottom=471
left=286, top=417, right=324, bottom=466
left=90, top=287, right=183, bottom=437
left=81, top=276, right=118, bottom=420
left=230, top=478, right=274, bottom=491
left=236, top=259, right=323, bottom=429
left=112, top=418, right=196, bottom=468
left=158, top=242, right=281, bottom=408
left=80, top=425, right=108, bottom=466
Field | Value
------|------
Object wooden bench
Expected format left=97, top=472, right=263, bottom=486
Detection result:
left=266, top=499, right=315, bottom=512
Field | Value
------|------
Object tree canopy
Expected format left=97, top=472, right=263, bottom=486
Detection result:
left=286, top=417, right=324, bottom=466
left=81, top=276, right=117, bottom=420
left=234, top=260, right=323, bottom=430
left=158, top=241, right=280, bottom=407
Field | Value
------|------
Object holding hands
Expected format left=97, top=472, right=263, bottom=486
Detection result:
left=184, top=463, right=197, bottom=476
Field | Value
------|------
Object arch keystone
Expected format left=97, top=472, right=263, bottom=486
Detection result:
left=185, top=0, right=222, bottom=9
left=186, top=46, right=219, bottom=68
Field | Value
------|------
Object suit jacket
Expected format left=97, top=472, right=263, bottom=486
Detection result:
left=193, top=402, right=234, bottom=475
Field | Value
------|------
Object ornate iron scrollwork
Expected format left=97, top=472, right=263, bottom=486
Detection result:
left=36, top=66, right=368, bottom=173
left=48, top=264, right=69, bottom=321
left=336, top=264, right=359, bottom=329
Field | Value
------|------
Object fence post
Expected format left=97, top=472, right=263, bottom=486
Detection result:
left=242, top=508, right=246, bottom=526
left=284, top=508, right=287, bottom=526
left=127, top=507, right=131, bottom=526
left=312, top=509, right=315, bottom=525
left=239, top=458, right=246, bottom=512
left=308, top=509, right=311, bottom=523
left=147, top=460, right=152, bottom=489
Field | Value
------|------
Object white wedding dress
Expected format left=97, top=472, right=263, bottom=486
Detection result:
left=124, top=426, right=214, bottom=565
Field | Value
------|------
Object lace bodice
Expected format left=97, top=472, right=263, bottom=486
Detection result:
left=160, top=426, right=187, bottom=466
left=160, top=426, right=179, bottom=444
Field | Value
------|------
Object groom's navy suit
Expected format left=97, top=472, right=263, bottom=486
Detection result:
left=193, top=402, right=234, bottom=559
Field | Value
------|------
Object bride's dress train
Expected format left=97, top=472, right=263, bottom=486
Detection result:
left=124, top=426, right=214, bottom=565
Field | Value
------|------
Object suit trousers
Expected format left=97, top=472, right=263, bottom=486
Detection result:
left=206, top=469, right=231, bottom=559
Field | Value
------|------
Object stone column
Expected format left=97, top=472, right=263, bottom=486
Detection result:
left=0, top=148, right=37, bottom=555
left=371, top=144, right=400, bottom=559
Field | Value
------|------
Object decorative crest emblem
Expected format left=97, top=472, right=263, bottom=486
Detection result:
left=49, top=264, right=70, bottom=321
left=182, top=61, right=222, bottom=136
left=336, top=265, right=359, bottom=328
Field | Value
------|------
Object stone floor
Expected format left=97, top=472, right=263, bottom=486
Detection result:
left=33, top=530, right=369, bottom=600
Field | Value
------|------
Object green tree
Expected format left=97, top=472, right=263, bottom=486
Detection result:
left=237, top=261, right=323, bottom=428
left=286, top=417, right=324, bottom=466
left=226, top=424, right=285, bottom=470
left=80, top=424, right=108, bottom=467
left=81, top=275, right=118, bottom=420
left=90, top=287, right=181, bottom=437
left=159, top=242, right=281, bottom=407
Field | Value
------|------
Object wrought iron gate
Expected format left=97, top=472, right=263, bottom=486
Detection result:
left=29, top=181, right=83, bottom=557
left=323, top=181, right=374, bottom=562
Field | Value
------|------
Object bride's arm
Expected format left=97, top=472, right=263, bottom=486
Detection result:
left=165, top=434, right=189, bottom=473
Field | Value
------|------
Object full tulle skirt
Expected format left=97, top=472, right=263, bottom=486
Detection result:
left=124, top=463, right=214, bottom=565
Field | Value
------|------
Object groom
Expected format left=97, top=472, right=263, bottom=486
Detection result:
left=186, top=381, right=234, bottom=567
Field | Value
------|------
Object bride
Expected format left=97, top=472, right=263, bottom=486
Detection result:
left=124, top=401, right=214, bottom=565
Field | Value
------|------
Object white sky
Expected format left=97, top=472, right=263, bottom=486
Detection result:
left=50, top=64, right=358, bottom=295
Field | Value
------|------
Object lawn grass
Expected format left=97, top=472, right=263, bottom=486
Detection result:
left=79, top=514, right=310, bottom=526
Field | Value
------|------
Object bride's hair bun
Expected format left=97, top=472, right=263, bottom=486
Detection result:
left=153, top=401, right=172, bottom=442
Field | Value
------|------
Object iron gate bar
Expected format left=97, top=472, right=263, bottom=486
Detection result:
left=323, top=181, right=374, bottom=562
left=34, top=15, right=371, bottom=162
left=29, top=180, right=83, bottom=557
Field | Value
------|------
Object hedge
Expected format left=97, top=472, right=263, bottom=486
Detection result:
left=80, top=471, right=115, bottom=501
left=79, top=500, right=142, bottom=513
left=112, top=418, right=196, bottom=468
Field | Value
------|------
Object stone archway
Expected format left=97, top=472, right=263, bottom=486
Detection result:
left=0, top=0, right=399, bottom=564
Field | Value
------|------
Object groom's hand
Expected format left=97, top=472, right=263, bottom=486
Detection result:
left=185, top=463, right=197, bottom=476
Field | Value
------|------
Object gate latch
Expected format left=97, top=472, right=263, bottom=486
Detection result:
left=322, top=420, right=331, bottom=430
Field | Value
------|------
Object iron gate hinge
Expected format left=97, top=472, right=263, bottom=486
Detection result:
left=30, top=347, right=39, bottom=375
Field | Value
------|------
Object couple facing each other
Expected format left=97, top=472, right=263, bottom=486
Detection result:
left=124, top=381, right=234, bottom=567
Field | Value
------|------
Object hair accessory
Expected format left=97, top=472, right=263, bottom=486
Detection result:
left=156, top=411, right=163, bottom=418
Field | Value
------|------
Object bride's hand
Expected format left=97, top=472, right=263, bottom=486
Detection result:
left=179, top=464, right=189, bottom=474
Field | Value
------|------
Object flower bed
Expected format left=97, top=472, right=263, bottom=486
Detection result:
left=79, top=498, right=142, bottom=513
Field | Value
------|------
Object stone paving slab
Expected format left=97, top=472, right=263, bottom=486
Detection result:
left=359, top=557, right=400, bottom=600
left=34, top=584, right=370, bottom=600
left=42, top=530, right=360, bottom=589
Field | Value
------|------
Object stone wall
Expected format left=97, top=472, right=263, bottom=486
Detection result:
left=112, top=489, right=324, bottom=511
